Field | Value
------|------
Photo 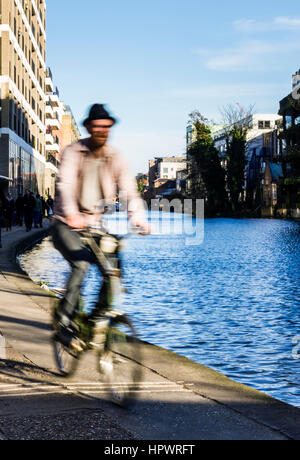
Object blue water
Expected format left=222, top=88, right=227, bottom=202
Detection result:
left=20, top=214, right=300, bottom=408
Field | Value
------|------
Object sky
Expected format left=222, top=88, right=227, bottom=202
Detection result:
left=46, top=0, right=300, bottom=174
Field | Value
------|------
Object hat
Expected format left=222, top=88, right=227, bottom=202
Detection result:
left=83, top=104, right=117, bottom=127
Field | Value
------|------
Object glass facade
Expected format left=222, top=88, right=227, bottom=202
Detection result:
left=8, top=138, right=45, bottom=196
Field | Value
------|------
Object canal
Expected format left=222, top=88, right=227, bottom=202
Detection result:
left=19, top=213, right=300, bottom=408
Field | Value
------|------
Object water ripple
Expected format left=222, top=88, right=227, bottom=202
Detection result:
left=19, top=216, right=300, bottom=408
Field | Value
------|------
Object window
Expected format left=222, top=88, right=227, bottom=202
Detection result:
left=295, top=116, right=300, bottom=125
left=258, top=120, right=271, bottom=129
left=285, top=116, right=293, bottom=129
left=163, top=168, right=168, bottom=174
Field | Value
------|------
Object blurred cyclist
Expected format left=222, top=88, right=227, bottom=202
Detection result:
left=51, top=104, right=149, bottom=341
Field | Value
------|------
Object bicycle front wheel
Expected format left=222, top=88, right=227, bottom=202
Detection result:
left=98, top=314, right=143, bottom=408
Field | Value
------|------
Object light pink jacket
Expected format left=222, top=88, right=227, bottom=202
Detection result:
left=54, top=138, right=146, bottom=224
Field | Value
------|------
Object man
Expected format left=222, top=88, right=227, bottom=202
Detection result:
left=46, top=195, right=54, bottom=217
left=34, top=194, right=43, bottom=228
left=51, top=104, right=149, bottom=339
left=23, top=190, right=36, bottom=232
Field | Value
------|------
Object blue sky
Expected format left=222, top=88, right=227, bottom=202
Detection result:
left=46, top=0, right=300, bottom=174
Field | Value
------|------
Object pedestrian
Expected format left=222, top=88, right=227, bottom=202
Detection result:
left=0, top=191, right=7, bottom=248
left=33, top=194, right=43, bottom=228
left=47, top=195, right=54, bottom=218
left=15, top=193, right=24, bottom=226
left=23, top=190, right=35, bottom=232
left=40, top=196, right=47, bottom=228
left=4, top=192, right=14, bottom=231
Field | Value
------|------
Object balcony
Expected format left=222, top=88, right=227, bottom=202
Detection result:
left=46, top=153, right=59, bottom=168
left=46, top=67, right=53, bottom=80
left=46, top=133, right=54, bottom=145
left=46, top=118, right=60, bottom=130
left=46, top=143, right=60, bottom=153
left=45, top=77, right=54, bottom=94
left=48, top=92, right=59, bottom=107
left=45, top=103, right=54, bottom=117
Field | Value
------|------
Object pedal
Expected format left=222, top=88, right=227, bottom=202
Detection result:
left=70, top=337, right=85, bottom=353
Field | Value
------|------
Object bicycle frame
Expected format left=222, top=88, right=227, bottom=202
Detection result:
left=76, top=228, right=124, bottom=312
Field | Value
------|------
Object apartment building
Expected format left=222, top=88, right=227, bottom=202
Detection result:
left=212, top=114, right=282, bottom=203
left=44, top=68, right=81, bottom=196
left=148, top=156, right=186, bottom=189
left=44, top=66, right=64, bottom=196
left=275, top=68, right=300, bottom=218
left=0, top=0, right=47, bottom=197
left=59, top=104, right=80, bottom=152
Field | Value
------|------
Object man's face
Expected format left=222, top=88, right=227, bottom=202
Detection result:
left=87, top=119, right=114, bottom=147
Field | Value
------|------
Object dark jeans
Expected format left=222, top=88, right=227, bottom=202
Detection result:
left=51, top=220, right=108, bottom=320
left=24, top=211, right=33, bottom=231
left=16, top=210, right=23, bottom=226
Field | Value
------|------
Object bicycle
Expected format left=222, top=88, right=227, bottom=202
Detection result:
left=51, top=226, right=143, bottom=408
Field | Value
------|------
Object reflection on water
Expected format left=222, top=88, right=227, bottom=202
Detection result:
left=20, top=213, right=300, bottom=408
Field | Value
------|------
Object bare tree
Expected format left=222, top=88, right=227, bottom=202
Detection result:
left=188, top=110, right=215, bottom=126
left=219, top=103, right=255, bottom=212
left=220, top=103, right=255, bottom=137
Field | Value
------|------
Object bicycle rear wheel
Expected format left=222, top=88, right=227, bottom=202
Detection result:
left=52, top=335, right=81, bottom=377
left=98, top=314, right=143, bottom=408
left=51, top=299, right=85, bottom=377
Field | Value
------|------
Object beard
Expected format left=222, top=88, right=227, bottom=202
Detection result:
left=91, top=135, right=108, bottom=148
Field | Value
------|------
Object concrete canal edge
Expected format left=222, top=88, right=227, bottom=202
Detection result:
left=0, top=228, right=300, bottom=440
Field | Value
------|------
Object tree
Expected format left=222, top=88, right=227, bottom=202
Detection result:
left=220, top=104, right=254, bottom=211
left=187, top=111, right=226, bottom=214
left=226, top=126, right=247, bottom=211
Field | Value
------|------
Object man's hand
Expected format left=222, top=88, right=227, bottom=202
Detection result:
left=66, top=214, right=87, bottom=229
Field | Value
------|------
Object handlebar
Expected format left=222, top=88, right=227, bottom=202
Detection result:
left=71, top=225, right=147, bottom=238
left=69, top=225, right=148, bottom=277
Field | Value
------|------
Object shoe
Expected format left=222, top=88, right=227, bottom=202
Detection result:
left=55, top=325, right=75, bottom=347
left=54, top=308, right=80, bottom=340
left=53, top=309, right=72, bottom=328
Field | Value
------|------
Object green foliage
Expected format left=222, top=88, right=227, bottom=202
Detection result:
left=188, top=122, right=226, bottom=213
left=226, top=126, right=247, bottom=212
left=137, top=181, right=144, bottom=195
left=193, top=121, right=214, bottom=146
